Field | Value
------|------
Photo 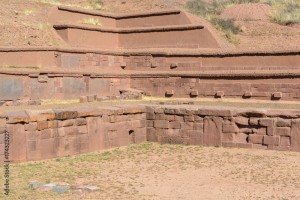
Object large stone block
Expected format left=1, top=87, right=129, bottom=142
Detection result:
left=274, top=127, right=290, bottom=136
left=291, top=119, right=300, bottom=152
left=248, top=134, right=264, bottom=144
left=203, top=117, right=222, bottom=146
left=222, top=124, right=239, bottom=133
left=7, top=124, right=27, bottom=162
left=63, top=77, right=86, bottom=98
left=0, top=77, right=23, bottom=101
left=154, top=120, right=169, bottom=129
left=263, top=136, right=279, bottom=146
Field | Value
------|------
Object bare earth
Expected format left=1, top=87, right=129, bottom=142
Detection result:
left=0, top=143, right=300, bottom=199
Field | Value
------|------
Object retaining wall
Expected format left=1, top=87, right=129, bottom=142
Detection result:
left=0, top=49, right=299, bottom=70
left=1, top=105, right=300, bottom=162
left=0, top=73, right=130, bottom=101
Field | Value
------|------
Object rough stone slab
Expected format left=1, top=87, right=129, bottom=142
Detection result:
left=291, top=119, right=300, bottom=152
left=263, top=136, right=279, bottom=145
left=154, top=120, right=169, bottom=129
left=267, top=110, right=300, bottom=118
left=276, top=118, right=291, bottom=127
left=5, top=111, right=29, bottom=124
left=236, top=143, right=253, bottom=149
left=203, top=117, right=222, bottom=146
left=280, top=136, right=291, bottom=146
left=259, top=118, right=274, bottom=127
left=234, top=116, right=249, bottom=125
left=54, top=110, right=78, bottom=120
left=25, top=110, right=55, bottom=122
left=198, top=108, right=232, bottom=117
left=248, top=134, right=264, bottom=144
left=0, top=77, right=23, bottom=101
left=222, top=124, right=239, bottom=133
left=274, top=127, right=291, bottom=136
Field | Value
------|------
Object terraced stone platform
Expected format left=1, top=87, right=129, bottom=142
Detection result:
left=0, top=5, right=300, bottom=160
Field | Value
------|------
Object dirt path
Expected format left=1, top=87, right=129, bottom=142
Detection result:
left=1, top=143, right=300, bottom=199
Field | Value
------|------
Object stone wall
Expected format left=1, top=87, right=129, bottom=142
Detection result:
left=0, top=74, right=130, bottom=102
left=0, top=106, right=147, bottom=162
left=131, top=77, right=300, bottom=100
left=146, top=106, right=300, bottom=152
left=1, top=105, right=300, bottom=162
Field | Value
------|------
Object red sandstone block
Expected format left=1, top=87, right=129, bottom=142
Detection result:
left=169, top=121, right=181, bottom=129
left=249, top=118, right=259, bottom=126
left=54, top=110, right=78, bottom=120
left=41, top=129, right=54, bottom=139
left=193, top=123, right=203, bottom=130
left=132, top=120, right=146, bottom=128
left=248, top=134, right=264, bottom=144
left=194, top=116, right=203, bottom=123
left=198, top=108, right=232, bottom=117
left=274, top=127, right=290, bottom=136
left=7, top=124, right=27, bottom=162
left=263, top=136, right=279, bottom=145
left=57, top=128, right=65, bottom=137
left=87, top=95, right=97, bottom=102
left=24, top=122, right=37, bottom=131
left=222, top=133, right=235, bottom=143
left=0, top=117, right=6, bottom=126
left=276, top=118, right=291, bottom=127
left=37, top=121, right=48, bottom=131
left=222, top=124, right=239, bottom=133
left=180, top=122, right=194, bottom=130
left=146, top=128, right=156, bottom=142
left=146, top=112, right=155, bottom=120
left=280, top=136, right=291, bottom=146
left=64, top=126, right=79, bottom=136
left=259, top=118, right=274, bottom=127
left=267, top=127, right=274, bottom=136
left=147, top=120, right=154, bottom=127
left=62, top=119, right=75, bottom=127
left=47, top=120, right=61, bottom=129
left=0, top=127, right=5, bottom=134
left=257, top=128, right=267, bottom=135
left=156, top=114, right=167, bottom=120
left=75, top=118, right=87, bottom=126
left=78, top=126, right=88, bottom=134
left=39, top=138, right=56, bottom=160
left=6, top=111, right=29, bottom=124
left=234, top=116, right=249, bottom=126
left=175, top=115, right=184, bottom=122
left=154, top=120, right=169, bottom=129
left=0, top=134, right=4, bottom=144
left=188, top=130, right=203, bottom=138
left=184, top=115, right=194, bottom=122
left=235, top=133, right=248, bottom=143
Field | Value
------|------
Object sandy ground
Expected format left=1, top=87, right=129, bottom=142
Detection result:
left=0, top=143, right=299, bottom=199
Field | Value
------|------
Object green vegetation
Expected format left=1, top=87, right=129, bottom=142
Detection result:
left=269, top=0, right=300, bottom=25
left=80, top=18, right=102, bottom=26
left=185, top=0, right=300, bottom=44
